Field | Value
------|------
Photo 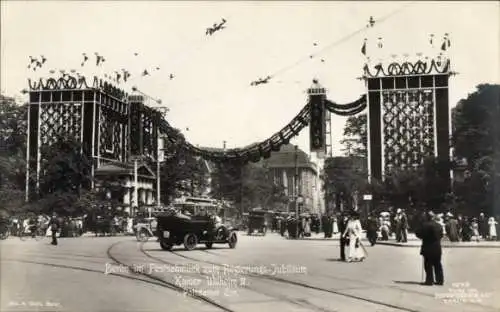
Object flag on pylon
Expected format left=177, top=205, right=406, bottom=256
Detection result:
left=361, top=39, right=367, bottom=55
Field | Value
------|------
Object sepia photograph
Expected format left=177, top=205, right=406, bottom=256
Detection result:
left=0, top=1, right=499, bottom=312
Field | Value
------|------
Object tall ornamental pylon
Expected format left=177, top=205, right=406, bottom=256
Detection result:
left=308, top=79, right=327, bottom=156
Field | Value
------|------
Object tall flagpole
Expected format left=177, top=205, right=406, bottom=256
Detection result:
left=36, top=91, right=42, bottom=193
left=25, top=102, right=31, bottom=202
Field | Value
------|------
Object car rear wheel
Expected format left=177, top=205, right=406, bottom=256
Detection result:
left=183, top=233, right=198, bottom=251
left=160, top=240, right=173, bottom=251
left=228, top=232, right=237, bottom=249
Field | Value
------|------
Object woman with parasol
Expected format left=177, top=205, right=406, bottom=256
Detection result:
left=342, top=211, right=367, bottom=262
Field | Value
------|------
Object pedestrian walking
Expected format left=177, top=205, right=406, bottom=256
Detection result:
left=342, top=211, right=366, bottom=262
left=478, top=213, right=487, bottom=239
left=415, top=211, right=444, bottom=286
left=446, top=216, right=460, bottom=242
left=48, top=213, right=60, bottom=245
left=366, top=215, right=378, bottom=246
left=395, top=209, right=403, bottom=242
left=400, top=210, right=408, bottom=243
left=488, top=217, right=497, bottom=241
left=471, top=218, right=480, bottom=242
left=338, top=212, right=349, bottom=261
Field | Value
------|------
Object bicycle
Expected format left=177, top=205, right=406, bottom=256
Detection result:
left=0, top=223, right=10, bottom=240
left=18, top=225, right=45, bottom=241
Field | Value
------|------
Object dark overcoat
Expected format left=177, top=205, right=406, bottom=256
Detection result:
left=415, top=220, right=443, bottom=257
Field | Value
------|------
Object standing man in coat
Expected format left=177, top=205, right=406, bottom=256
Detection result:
left=338, top=212, right=349, bottom=261
left=366, top=215, right=378, bottom=246
left=48, top=213, right=60, bottom=246
left=415, top=211, right=444, bottom=286
left=400, top=209, right=409, bottom=243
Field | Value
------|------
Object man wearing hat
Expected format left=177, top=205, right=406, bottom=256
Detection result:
left=48, top=212, right=60, bottom=245
left=337, top=211, right=349, bottom=261
left=415, top=211, right=444, bottom=285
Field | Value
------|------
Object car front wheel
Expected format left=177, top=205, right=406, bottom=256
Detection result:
left=183, top=233, right=198, bottom=251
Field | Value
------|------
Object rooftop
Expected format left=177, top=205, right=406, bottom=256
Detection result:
left=261, top=144, right=317, bottom=173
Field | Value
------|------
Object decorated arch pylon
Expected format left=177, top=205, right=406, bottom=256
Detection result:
left=24, top=52, right=451, bottom=201
left=363, top=56, right=453, bottom=185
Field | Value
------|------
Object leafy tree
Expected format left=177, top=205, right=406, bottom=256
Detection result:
left=0, top=95, right=27, bottom=214
left=452, top=84, right=500, bottom=164
left=0, top=94, right=27, bottom=157
left=35, top=134, right=91, bottom=215
left=210, top=160, right=243, bottom=205
left=159, top=129, right=208, bottom=204
left=39, top=134, right=91, bottom=195
left=323, top=156, right=367, bottom=211
left=211, top=160, right=288, bottom=213
left=340, top=114, right=367, bottom=158
left=451, top=84, right=500, bottom=215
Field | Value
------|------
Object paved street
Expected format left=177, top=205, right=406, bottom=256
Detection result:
left=1, top=232, right=499, bottom=312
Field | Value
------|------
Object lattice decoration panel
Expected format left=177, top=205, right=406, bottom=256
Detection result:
left=39, top=103, right=82, bottom=147
left=99, top=109, right=123, bottom=160
left=382, top=89, right=435, bottom=172
left=142, top=115, right=155, bottom=158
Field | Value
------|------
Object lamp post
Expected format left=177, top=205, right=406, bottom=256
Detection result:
left=294, top=145, right=299, bottom=236
left=131, top=156, right=139, bottom=217
left=157, top=139, right=161, bottom=209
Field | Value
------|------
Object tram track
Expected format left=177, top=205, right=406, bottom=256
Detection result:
left=141, top=243, right=421, bottom=312
left=138, top=243, right=339, bottom=312
left=106, top=240, right=236, bottom=312
left=196, top=247, right=436, bottom=299
left=161, top=245, right=498, bottom=312
left=163, top=248, right=426, bottom=312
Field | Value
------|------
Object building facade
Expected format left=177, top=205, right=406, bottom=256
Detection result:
left=262, top=144, right=321, bottom=214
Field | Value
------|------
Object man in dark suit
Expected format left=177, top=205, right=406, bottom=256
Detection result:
left=337, top=212, right=349, bottom=261
left=48, top=213, right=60, bottom=245
left=415, top=211, right=444, bottom=285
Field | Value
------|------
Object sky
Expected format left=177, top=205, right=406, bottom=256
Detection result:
left=1, top=1, right=499, bottom=163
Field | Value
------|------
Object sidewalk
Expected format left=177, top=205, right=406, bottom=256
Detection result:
left=377, top=240, right=500, bottom=248
left=293, top=232, right=500, bottom=248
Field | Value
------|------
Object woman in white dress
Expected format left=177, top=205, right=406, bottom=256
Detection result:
left=342, top=211, right=366, bottom=262
left=304, top=217, right=311, bottom=237
left=488, top=217, right=497, bottom=240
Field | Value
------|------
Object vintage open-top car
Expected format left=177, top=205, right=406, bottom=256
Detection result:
left=156, top=212, right=238, bottom=251
left=247, top=209, right=267, bottom=236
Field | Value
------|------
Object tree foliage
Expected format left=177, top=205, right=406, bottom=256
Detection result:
left=0, top=95, right=27, bottom=214
left=452, top=84, right=500, bottom=163
left=33, top=134, right=92, bottom=215
left=323, top=156, right=368, bottom=210
left=340, top=113, right=367, bottom=158
left=39, top=134, right=91, bottom=196
left=451, top=84, right=499, bottom=215
left=375, top=157, right=452, bottom=211
left=211, top=160, right=288, bottom=212
left=159, top=129, right=208, bottom=204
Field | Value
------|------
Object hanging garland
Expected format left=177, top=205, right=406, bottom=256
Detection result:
left=157, top=100, right=311, bottom=164
left=28, top=75, right=368, bottom=164
left=326, top=102, right=367, bottom=116
left=324, top=95, right=367, bottom=116
left=326, top=94, right=366, bottom=110
left=363, top=59, right=451, bottom=78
